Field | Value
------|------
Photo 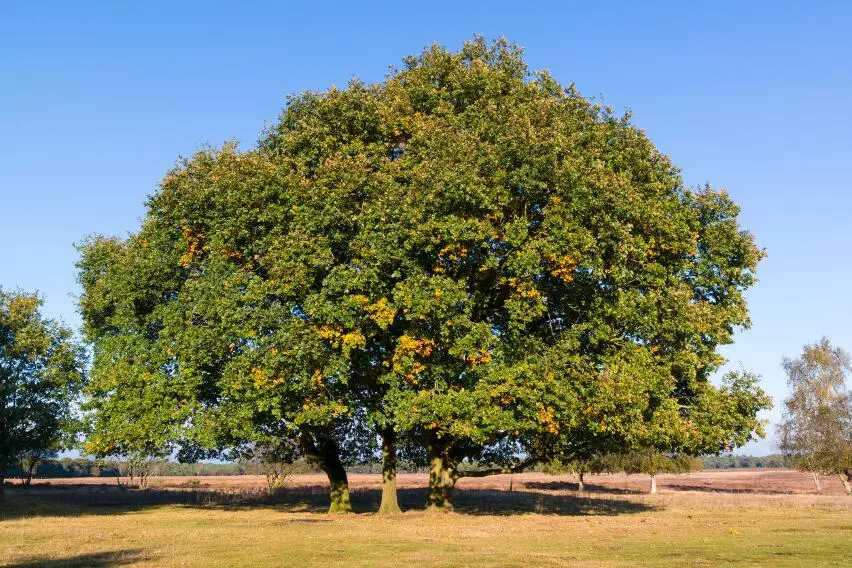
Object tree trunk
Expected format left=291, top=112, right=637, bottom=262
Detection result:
left=577, top=472, right=585, bottom=493
left=326, top=460, right=352, bottom=514
left=811, top=471, right=821, bottom=492
left=320, top=440, right=352, bottom=514
left=0, top=470, right=5, bottom=502
left=838, top=472, right=850, bottom=495
left=377, top=427, right=401, bottom=515
left=301, top=431, right=352, bottom=514
left=423, top=432, right=457, bottom=512
left=20, top=456, right=40, bottom=488
left=426, top=454, right=456, bottom=511
left=649, top=474, right=657, bottom=494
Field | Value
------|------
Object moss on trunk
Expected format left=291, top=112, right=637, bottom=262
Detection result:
left=300, top=431, right=352, bottom=514
left=423, top=432, right=457, bottom=511
left=327, top=467, right=352, bottom=514
left=377, top=428, right=401, bottom=515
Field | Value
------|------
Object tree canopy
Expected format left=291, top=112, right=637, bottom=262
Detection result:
left=0, top=288, right=86, bottom=499
left=77, top=37, right=770, bottom=512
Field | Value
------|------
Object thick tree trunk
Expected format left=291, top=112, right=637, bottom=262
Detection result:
left=577, top=472, right=585, bottom=493
left=426, top=455, right=457, bottom=511
left=649, top=474, right=657, bottom=495
left=838, top=472, right=850, bottom=495
left=0, top=471, right=5, bottom=502
left=301, top=432, right=352, bottom=514
left=326, top=460, right=352, bottom=514
left=377, top=428, right=401, bottom=515
left=423, top=432, right=457, bottom=512
left=811, top=471, right=821, bottom=492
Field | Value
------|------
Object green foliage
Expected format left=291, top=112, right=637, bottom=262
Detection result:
left=777, top=338, right=852, bottom=477
left=0, top=289, right=86, bottom=490
left=77, top=37, right=770, bottom=508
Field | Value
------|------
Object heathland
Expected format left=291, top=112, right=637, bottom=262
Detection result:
left=2, top=469, right=849, bottom=567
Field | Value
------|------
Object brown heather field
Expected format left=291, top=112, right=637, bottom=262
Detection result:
left=1, top=469, right=850, bottom=567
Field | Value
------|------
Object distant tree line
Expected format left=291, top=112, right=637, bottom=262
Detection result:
left=4, top=458, right=317, bottom=479
left=8, top=453, right=793, bottom=483
left=5, top=457, right=445, bottom=481
left=541, top=451, right=703, bottom=494
left=701, top=454, right=793, bottom=469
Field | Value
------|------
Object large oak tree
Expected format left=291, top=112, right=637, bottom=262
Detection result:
left=78, top=37, right=769, bottom=512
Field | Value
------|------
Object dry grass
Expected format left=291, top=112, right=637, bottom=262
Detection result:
left=1, top=471, right=850, bottom=567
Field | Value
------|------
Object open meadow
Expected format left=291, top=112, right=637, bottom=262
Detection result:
left=1, top=470, right=850, bottom=567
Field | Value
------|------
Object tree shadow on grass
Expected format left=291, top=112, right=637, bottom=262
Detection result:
left=664, top=484, right=795, bottom=495
left=0, top=483, right=653, bottom=521
left=4, top=549, right=149, bottom=568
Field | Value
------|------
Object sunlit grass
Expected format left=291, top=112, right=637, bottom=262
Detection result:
left=1, top=477, right=849, bottom=567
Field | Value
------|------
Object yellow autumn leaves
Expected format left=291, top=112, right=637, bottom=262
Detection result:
left=393, top=335, right=435, bottom=384
left=537, top=405, right=560, bottom=435
left=363, top=297, right=397, bottom=329
left=317, top=325, right=366, bottom=353
left=251, top=366, right=285, bottom=389
left=178, top=226, right=205, bottom=268
left=547, top=255, right=577, bottom=283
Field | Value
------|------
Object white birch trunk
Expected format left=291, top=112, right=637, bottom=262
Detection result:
left=839, top=473, right=851, bottom=495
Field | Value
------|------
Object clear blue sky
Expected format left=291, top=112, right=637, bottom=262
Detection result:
left=2, top=1, right=850, bottom=454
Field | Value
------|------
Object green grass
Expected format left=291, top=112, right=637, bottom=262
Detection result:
left=1, top=486, right=849, bottom=567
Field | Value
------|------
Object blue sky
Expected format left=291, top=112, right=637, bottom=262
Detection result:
left=2, top=1, right=850, bottom=454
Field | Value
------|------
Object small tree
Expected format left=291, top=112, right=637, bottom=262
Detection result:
left=542, top=456, right=605, bottom=492
left=18, top=449, right=57, bottom=487
left=241, top=438, right=301, bottom=494
left=601, top=452, right=702, bottom=494
left=777, top=338, right=852, bottom=494
left=0, top=289, right=86, bottom=500
left=115, top=454, right=158, bottom=490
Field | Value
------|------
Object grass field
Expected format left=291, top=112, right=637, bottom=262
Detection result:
left=1, top=471, right=850, bottom=567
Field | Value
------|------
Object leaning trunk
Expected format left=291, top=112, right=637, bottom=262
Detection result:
left=325, top=458, right=352, bottom=514
left=649, top=474, right=657, bottom=495
left=811, top=471, right=821, bottom=492
left=301, top=432, right=352, bottom=514
left=377, top=427, right=401, bottom=515
left=838, top=472, right=850, bottom=495
left=20, top=456, right=39, bottom=488
left=423, top=432, right=457, bottom=511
